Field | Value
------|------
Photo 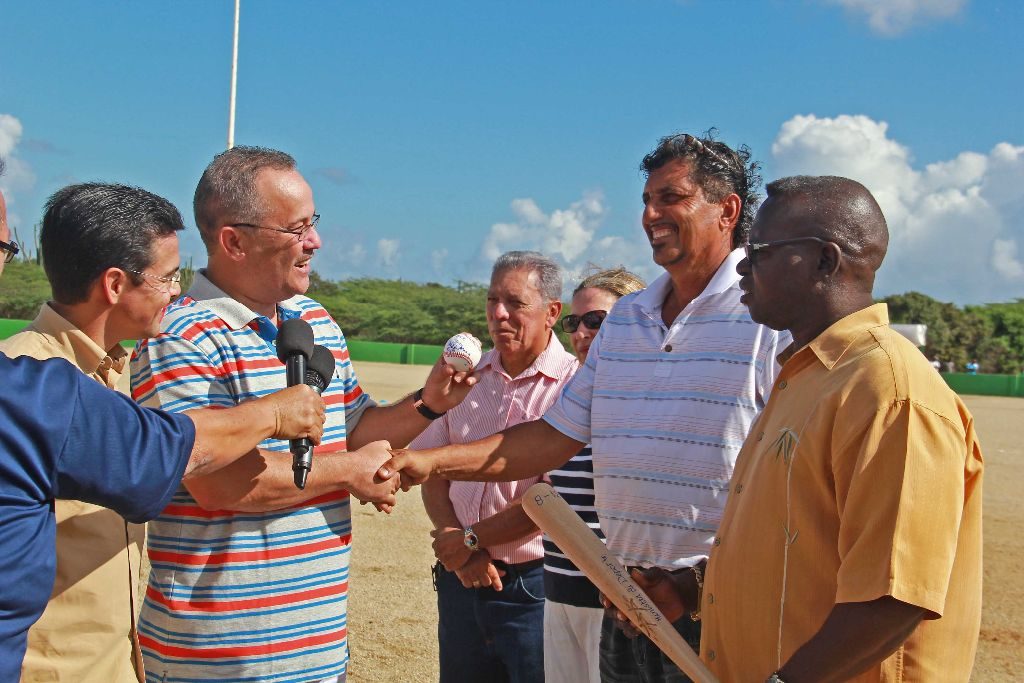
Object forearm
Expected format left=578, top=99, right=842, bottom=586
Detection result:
left=426, top=419, right=583, bottom=482
left=471, top=502, right=537, bottom=548
left=778, top=598, right=926, bottom=683
left=184, top=448, right=351, bottom=512
left=184, top=402, right=276, bottom=478
left=348, top=397, right=430, bottom=451
left=422, top=478, right=462, bottom=529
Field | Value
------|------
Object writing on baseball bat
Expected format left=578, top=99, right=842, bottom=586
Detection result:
left=523, top=483, right=719, bottom=682
left=603, top=553, right=663, bottom=634
left=533, top=488, right=562, bottom=507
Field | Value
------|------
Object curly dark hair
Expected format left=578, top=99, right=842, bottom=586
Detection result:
left=640, top=129, right=762, bottom=247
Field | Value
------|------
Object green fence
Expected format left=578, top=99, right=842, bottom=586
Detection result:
left=0, top=318, right=137, bottom=349
left=0, top=318, right=446, bottom=365
left=0, top=318, right=29, bottom=339
left=4, top=317, right=1024, bottom=392
left=346, top=339, right=444, bottom=366
left=941, top=372, right=1024, bottom=398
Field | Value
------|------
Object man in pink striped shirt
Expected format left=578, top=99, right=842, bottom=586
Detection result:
left=415, top=251, right=579, bottom=683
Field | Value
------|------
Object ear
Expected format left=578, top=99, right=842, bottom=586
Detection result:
left=718, top=193, right=742, bottom=234
left=546, top=300, right=563, bottom=330
left=817, top=241, right=843, bottom=280
left=100, top=267, right=130, bottom=305
left=219, top=226, right=249, bottom=261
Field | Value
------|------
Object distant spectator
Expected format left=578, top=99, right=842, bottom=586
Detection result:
left=966, top=359, right=980, bottom=374
left=945, top=360, right=956, bottom=373
left=931, top=357, right=942, bottom=372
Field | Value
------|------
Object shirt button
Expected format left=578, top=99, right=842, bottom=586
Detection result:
left=757, top=432, right=764, bottom=441
left=708, top=593, right=715, bottom=604
left=778, top=380, right=788, bottom=389
left=734, top=484, right=743, bottom=493
left=708, top=650, right=716, bottom=661
left=713, top=537, right=721, bottom=546
left=664, top=344, right=673, bottom=352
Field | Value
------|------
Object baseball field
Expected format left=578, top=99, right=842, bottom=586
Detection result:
left=345, top=361, right=1023, bottom=682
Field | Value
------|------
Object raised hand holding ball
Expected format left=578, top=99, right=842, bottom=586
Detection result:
left=443, top=333, right=482, bottom=373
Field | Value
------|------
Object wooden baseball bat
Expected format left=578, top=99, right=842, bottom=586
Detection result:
left=523, top=482, right=718, bottom=683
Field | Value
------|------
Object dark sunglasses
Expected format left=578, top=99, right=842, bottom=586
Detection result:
left=561, top=310, right=607, bottom=333
left=0, top=238, right=19, bottom=264
left=743, top=236, right=832, bottom=263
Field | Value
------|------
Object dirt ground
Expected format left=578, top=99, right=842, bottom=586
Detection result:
left=344, top=362, right=1023, bottom=682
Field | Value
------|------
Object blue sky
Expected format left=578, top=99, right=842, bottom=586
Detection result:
left=2, top=0, right=1021, bottom=304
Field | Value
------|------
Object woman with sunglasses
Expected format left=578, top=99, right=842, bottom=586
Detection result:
left=544, top=266, right=645, bottom=683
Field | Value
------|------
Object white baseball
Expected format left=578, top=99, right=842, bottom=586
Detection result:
left=443, top=332, right=482, bottom=373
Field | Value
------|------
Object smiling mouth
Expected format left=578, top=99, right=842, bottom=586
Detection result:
left=648, top=225, right=676, bottom=243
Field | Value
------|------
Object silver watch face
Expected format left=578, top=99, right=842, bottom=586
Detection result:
left=463, top=529, right=479, bottom=549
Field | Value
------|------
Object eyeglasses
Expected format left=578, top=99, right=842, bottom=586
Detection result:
left=744, top=236, right=832, bottom=263
left=0, top=238, right=20, bottom=264
left=670, top=133, right=731, bottom=169
left=561, top=310, right=607, bottom=333
left=125, top=269, right=182, bottom=292
left=232, top=214, right=321, bottom=240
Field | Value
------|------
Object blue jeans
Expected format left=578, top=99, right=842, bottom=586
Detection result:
left=434, top=559, right=546, bottom=683
left=599, top=613, right=702, bottom=683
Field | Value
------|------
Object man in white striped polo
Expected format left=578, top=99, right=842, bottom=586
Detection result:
left=381, top=132, right=788, bottom=683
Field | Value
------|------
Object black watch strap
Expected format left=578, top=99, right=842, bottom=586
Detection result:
left=413, top=388, right=446, bottom=420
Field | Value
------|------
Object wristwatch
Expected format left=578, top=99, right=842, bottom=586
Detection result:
left=413, top=388, right=446, bottom=420
left=463, top=526, right=480, bottom=551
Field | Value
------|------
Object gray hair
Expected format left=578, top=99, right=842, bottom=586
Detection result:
left=193, top=145, right=296, bottom=249
left=491, top=250, right=562, bottom=302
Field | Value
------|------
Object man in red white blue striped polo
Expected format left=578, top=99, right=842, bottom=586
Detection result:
left=131, top=146, right=474, bottom=683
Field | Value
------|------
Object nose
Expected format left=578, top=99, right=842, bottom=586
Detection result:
left=492, top=302, right=510, bottom=321
left=736, top=254, right=751, bottom=276
left=642, top=201, right=660, bottom=226
left=303, top=224, right=322, bottom=250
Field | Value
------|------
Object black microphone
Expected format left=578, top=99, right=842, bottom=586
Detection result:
left=276, top=319, right=315, bottom=489
left=291, top=344, right=336, bottom=488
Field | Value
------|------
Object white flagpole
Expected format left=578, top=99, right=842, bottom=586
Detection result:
left=227, top=0, right=240, bottom=149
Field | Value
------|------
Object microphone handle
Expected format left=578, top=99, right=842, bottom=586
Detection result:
left=286, top=354, right=314, bottom=489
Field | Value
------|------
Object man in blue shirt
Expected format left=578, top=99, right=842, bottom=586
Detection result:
left=0, top=160, right=327, bottom=680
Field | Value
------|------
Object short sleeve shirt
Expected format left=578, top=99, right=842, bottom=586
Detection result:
left=543, top=250, right=786, bottom=569
left=0, top=354, right=194, bottom=680
left=411, top=332, right=578, bottom=564
left=701, top=304, right=984, bottom=681
left=130, top=270, right=372, bottom=681
left=2, top=303, right=145, bottom=683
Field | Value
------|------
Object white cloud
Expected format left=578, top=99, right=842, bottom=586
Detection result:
left=0, top=113, right=37, bottom=228
left=474, top=191, right=663, bottom=294
left=992, top=240, right=1024, bottom=281
left=377, top=238, right=400, bottom=268
left=479, top=191, right=606, bottom=264
left=771, top=113, right=1024, bottom=303
left=825, top=0, right=967, bottom=36
left=0, top=114, right=22, bottom=158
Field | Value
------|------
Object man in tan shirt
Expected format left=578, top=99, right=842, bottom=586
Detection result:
left=2, top=182, right=186, bottom=682
left=619, top=175, right=982, bottom=681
